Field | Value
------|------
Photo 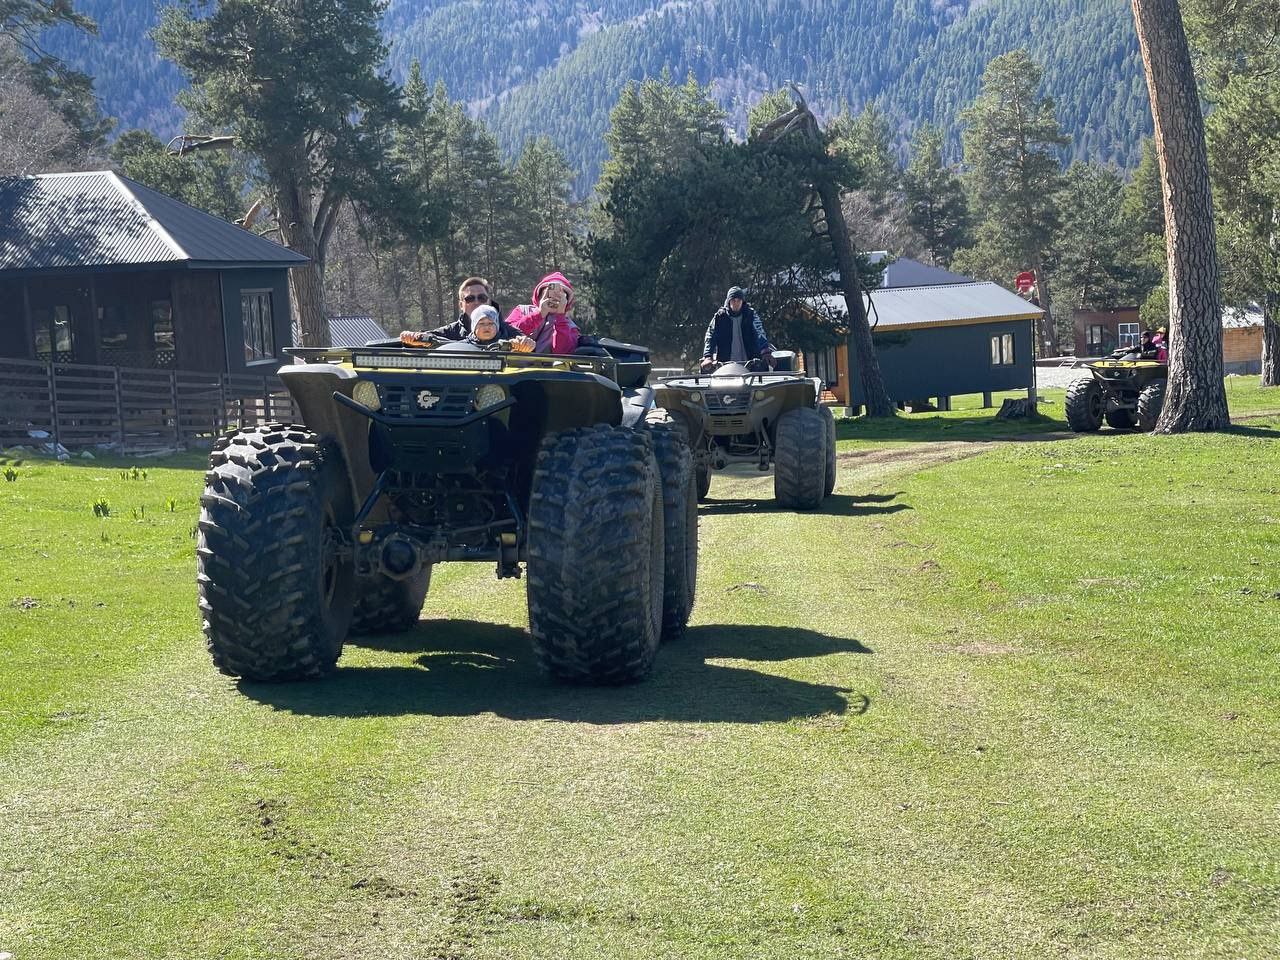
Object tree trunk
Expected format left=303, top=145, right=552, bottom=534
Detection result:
left=815, top=179, right=895, bottom=417
left=430, top=244, right=446, bottom=327
left=415, top=247, right=431, bottom=328
left=1034, top=264, right=1059, bottom=358
left=276, top=179, right=330, bottom=348
left=1131, top=0, right=1230, bottom=431
left=1263, top=291, right=1279, bottom=387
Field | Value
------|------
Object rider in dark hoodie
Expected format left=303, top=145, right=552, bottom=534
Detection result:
left=700, top=286, right=773, bottom=372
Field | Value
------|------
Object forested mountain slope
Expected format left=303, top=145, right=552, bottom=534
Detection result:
left=47, top=0, right=1150, bottom=191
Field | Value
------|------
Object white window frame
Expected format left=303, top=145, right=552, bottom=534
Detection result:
left=991, top=333, right=1015, bottom=366
left=1118, top=322, right=1140, bottom=348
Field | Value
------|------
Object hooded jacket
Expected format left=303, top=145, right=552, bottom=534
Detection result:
left=504, top=271, right=581, bottom=354
left=702, top=295, right=770, bottom=362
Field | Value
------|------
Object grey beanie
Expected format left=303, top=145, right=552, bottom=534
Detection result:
left=726, top=286, right=748, bottom=301
left=470, top=304, right=499, bottom=325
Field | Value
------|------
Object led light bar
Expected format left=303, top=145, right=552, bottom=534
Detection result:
left=352, top=352, right=504, bottom=372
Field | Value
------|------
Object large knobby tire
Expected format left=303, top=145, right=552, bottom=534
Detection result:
left=1065, top=377, right=1104, bottom=433
left=526, top=425, right=664, bottom=684
left=197, top=424, right=354, bottom=681
left=349, top=567, right=432, bottom=636
left=1105, top=407, right=1136, bottom=429
left=1137, top=378, right=1167, bottom=431
left=819, top=404, right=837, bottom=496
left=645, top=409, right=698, bottom=643
left=774, top=406, right=828, bottom=510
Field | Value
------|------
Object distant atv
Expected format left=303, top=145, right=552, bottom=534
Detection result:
left=653, top=352, right=834, bottom=509
left=197, top=337, right=697, bottom=686
left=1065, top=359, right=1167, bottom=432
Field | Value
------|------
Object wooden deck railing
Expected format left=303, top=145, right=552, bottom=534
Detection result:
left=0, top=358, right=298, bottom=452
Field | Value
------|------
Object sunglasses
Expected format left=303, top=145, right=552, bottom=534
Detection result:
left=462, top=293, right=490, bottom=304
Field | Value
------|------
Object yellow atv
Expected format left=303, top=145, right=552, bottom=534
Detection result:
left=1065, top=359, right=1167, bottom=432
left=196, top=338, right=697, bottom=686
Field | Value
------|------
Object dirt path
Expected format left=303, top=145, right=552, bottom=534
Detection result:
left=826, top=441, right=998, bottom=490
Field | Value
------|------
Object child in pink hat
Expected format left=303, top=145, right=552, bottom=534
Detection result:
left=504, top=272, right=581, bottom=354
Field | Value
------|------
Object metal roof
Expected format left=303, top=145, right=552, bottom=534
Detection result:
left=807, top=281, right=1043, bottom=330
left=0, top=171, right=308, bottom=273
left=1223, top=305, right=1264, bottom=329
left=329, top=314, right=390, bottom=346
left=866, top=252, right=973, bottom=288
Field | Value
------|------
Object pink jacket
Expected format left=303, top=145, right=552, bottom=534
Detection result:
left=505, top=306, right=580, bottom=355
left=505, top=272, right=581, bottom=354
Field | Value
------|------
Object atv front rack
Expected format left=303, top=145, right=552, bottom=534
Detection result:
left=286, top=345, right=619, bottom=382
left=660, top=370, right=810, bottom=388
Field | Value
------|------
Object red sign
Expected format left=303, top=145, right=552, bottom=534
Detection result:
left=1015, top=271, right=1036, bottom=294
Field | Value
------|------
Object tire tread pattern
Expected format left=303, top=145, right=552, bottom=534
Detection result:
left=820, top=404, right=837, bottom=496
left=1065, top=378, right=1104, bottom=432
left=349, top=568, right=432, bottom=636
left=526, top=425, right=663, bottom=683
left=774, top=406, right=828, bottom=509
left=1137, top=378, right=1167, bottom=431
left=197, top=423, right=353, bottom=681
left=645, top=409, right=698, bottom=643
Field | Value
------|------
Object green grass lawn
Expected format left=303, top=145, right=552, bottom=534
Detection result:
left=2, top=393, right=1278, bottom=959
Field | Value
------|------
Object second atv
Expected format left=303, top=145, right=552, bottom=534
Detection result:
left=1065, top=359, right=1167, bottom=432
left=653, top=353, right=834, bottom=510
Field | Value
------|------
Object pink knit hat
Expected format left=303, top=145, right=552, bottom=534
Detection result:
left=532, top=272, right=574, bottom=310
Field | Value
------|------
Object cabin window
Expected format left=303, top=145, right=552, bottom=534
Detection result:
left=1118, top=322, right=1140, bottom=348
left=1086, top=324, right=1107, bottom=354
left=810, top=346, right=839, bottom=388
left=242, top=290, right=275, bottom=363
left=990, top=333, right=1015, bottom=366
left=32, top=305, right=74, bottom=361
left=99, top=305, right=129, bottom=350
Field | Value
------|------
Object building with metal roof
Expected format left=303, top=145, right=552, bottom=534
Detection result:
left=0, top=171, right=306, bottom=374
left=799, top=258, right=1041, bottom=412
left=326, top=314, right=391, bottom=347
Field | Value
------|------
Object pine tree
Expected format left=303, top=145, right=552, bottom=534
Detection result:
left=903, top=124, right=970, bottom=266
left=958, top=49, right=1068, bottom=356
left=513, top=136, right=581, bottom=296
left=1186, top=0, right=1280, bottom=385
left=1130, top=0, right=1230, bottom=430
left=155, top=0, right=401, bottom=347
left=831, top=103, right=899, bottom=205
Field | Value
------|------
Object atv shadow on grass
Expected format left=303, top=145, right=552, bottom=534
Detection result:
left=238, top=621, right=871, bottom=724
left=696, top=491, right=910, bottom=518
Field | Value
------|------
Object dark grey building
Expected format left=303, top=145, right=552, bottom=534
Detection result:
left=802, top=257, right=1041, bottom=412
left=0, top=171, right=307, bottom=374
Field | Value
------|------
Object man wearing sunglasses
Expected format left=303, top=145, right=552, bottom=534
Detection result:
left=401, top=276, right=535, bottom=350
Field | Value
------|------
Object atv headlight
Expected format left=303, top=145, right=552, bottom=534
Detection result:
left=690, top=391, right=703, bottom=403
left=754, top=390, right=765, bottom=401
left=352, top=380, right=381, bottom=411
left=475, top=384, right=506, bottom=411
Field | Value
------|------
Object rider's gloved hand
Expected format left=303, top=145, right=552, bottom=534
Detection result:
left=759, top=348, right=774, bottom=367
left=511, top=336, right=535, bottom=354
left=699, top=356, right=717, bottom=373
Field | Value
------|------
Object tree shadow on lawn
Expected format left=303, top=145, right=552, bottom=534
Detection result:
left=1225, top=423, right=1280, bottom=438
left=240, top=622, right=872, bottom=724
left=698, top=491, right=909, bottom=518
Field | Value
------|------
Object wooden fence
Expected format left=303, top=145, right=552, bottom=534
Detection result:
left=0, top=358, right=298, bottom=452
